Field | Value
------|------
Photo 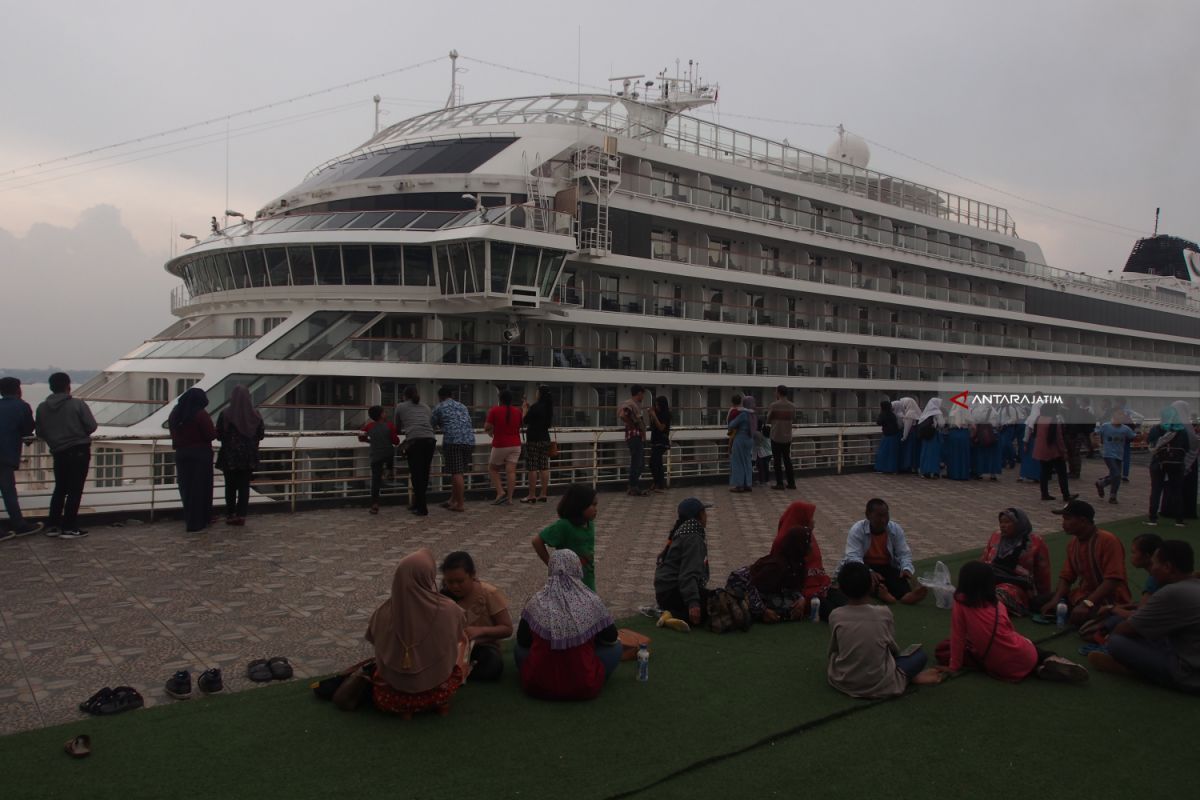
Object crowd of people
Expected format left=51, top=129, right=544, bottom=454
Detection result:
left=340, top=492, right=1198, bottom=717
left=875, top=396, right=1200, bottom=525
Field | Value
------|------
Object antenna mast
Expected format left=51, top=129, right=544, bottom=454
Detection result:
left=1154, top=207, right=1160, bottom=236
left=445, top=50, right=459, bottom=108
left=373, top=94, right=382, bottom=134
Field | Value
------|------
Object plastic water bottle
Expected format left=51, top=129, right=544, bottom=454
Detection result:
left=809, top=597, right=821, bottom=622
left=636, top=644, right=650, bottom=682
left=1055, top=601, right=1069, bottom=630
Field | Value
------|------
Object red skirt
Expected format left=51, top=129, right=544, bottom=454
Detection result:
left=372, top=666, right=463, bottom=715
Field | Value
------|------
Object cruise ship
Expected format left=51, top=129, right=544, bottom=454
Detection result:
left=59, top=61, right=1200, bottom=505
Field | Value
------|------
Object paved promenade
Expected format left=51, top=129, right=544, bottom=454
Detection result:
left=0, top=460, right=1154, bottom=734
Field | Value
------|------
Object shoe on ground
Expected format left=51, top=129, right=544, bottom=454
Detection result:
left=44, top=526, right=61, bottom=538
left=771, top=484, right=786, bottom=490
left=165, top=670, right=192, bottom=700
left=787, top=484, right=797, bottom=489
left=1108, top=497, right=1118, bottom=504
left=197, top=668, right=224, bottom=694
left=1036, top=655, right=1089, bottom=683
left=1041, top=495, right=1056, bottom=501
left=1175, top=522, right=1186, bottom=527
left=59, top=529, right=88, bottom=539
left=656, top=611, right=691, bottom=633
left=638, top=605, right=662, bottom=619
left=13, top=521, right=44, bottom=537
left=1095, top=479, right=1104, bottom=499
left=0, top=530, right=14, bottom=543
left=1144, top=520, right=1158, bottom=526
left=1088, top=651, right=1132, bottom=676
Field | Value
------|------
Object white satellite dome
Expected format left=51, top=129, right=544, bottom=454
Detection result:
left=826, top=125, right=870, bottom=169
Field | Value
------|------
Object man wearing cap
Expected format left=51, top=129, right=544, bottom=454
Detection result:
left=1041, top=500, right=1131, bottom=626
left=653, top=497, right=712, bottom=631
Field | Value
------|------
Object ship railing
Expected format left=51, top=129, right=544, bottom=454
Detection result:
left=8, top=424, right=881, bottom=519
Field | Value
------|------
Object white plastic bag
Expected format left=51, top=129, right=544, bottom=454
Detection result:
left=917, top=560, right=955, bottom=609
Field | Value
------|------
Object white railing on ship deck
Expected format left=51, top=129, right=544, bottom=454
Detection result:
left=8, top=425, right=877, bottom=520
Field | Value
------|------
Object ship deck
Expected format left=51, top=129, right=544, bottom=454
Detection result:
left=0, top=458, right=1162, bottom=734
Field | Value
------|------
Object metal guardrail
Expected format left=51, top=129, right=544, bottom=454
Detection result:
left=9, top=425, right=878, bottom=521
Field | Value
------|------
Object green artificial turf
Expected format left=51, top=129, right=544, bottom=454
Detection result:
left=4, top=518, right=1198, bottom=800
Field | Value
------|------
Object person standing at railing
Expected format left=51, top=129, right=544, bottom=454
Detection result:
left=359, top=406, right=400, bottom=515
left=647, top=396, right=672, bottom=493
left=0, top=377, right=43, bottom=539
left=484, top=389, right=522, bottom=506
left=215, top=385, right=265, bottom=526
left=36, top=372, right=97, bottom=539
left=521, top=386, right=554, bottom=504
left=727, top=396, right=756, bottom=493
left=431, top=386, right=474, bottom=513
left=618, top=385, right=648, bottom=497
left=168, top=387, right=217, bottom=534
left=768, top=386, right=797, bottom=489
left=394, top=387, right=437, bottom=517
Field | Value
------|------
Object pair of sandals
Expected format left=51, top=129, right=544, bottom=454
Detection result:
left=519, top=496, right=549, bottom=504
left=79, top=686, right=144, bottom=716
left=247, top=657, right=294, bottom=683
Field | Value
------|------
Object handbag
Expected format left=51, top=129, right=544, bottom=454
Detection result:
left=548, top=431, right=559, bottom=459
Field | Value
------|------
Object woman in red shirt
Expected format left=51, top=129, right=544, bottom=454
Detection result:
left=485, top=389, right=523, bottom=506
left=935, top=561, right=1088, bottom=683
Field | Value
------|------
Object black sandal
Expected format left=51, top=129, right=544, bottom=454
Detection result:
left=267, top=656, right=294, bottom=681
left=79, top=687, right=113, bottom=715
left=96, top=686, right=144, bottom=716
left=247, top=659, right=273, bottom=683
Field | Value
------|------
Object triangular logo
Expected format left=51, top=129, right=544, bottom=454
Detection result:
left=950, top=391, right=970, bottom=409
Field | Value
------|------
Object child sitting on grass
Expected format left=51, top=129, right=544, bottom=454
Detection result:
left=827, top=561, right=936, bottom=698
left=935, top=561, right=1088, bottom=683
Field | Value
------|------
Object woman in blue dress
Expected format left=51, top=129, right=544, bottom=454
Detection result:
left=728, top=396, right=756, bottom=492
left=875, top=399, right=901, bottom=473
left=970, top=404, right=1001, bottom=480
left=944, top=401, right=972, bottom=480
left=917, top=398, right=945, bottom=478
left=893, top=397, right=921, bottom=473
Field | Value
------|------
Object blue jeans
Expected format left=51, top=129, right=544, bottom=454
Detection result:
left=1107, top=634, right=1194, bottom=693
left=627, top=438, right=644, bottom=490
left=513, top=640, right=623, bottom=680
left=1097, top=457, right=1123, bottom=498
left=896, top=650, right=929, bottom=679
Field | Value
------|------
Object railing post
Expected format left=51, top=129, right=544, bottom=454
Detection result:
left=148, top=439, right=158, bottom=522
left=290, top=434, right=300, bottom=512
left=591, top=431, right=600, bottom=489
left=837, top=427, right=845, bottom=475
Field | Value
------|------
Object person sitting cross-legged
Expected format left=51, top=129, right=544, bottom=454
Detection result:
left=827, top=561, right=939, bottom=698
left=841, top=498, right=928, bottom=605
left=653, top=497, right=713, bottom=632
left=934, top=561, right=1088, bottom=684
left=515, top=550, right=621, bottom=701
left=1090, top=540, right=1200, bottom=694
left=1040, top=500, right=1131, bottom=626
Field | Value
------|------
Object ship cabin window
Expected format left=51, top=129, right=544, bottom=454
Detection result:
left=287, top=247, right=316, bottom=285
left=152, top=451, right=176, bottom=486
left=148, top=377, right=169, bottom=402
left=235, top=318, right=257, bottom=338
left=263, top=317, right=286, bottom=334
left=94, top=447, right=124, bottom=488
left=175, top=378, right=198, bottom=396
left=343, top=246, right=371, bottom=285
left=244, top=250, right=268, bottom=288
left=265, top=248, right=290, bottom=286
left=314, top=246, right=343, bottom=285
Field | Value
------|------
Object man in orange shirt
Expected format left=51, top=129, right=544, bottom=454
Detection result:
left=1041, top=500, right=1131, bottom=626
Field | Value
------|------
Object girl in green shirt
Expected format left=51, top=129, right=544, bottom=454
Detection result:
left=532, top=484, right=598, bottom=590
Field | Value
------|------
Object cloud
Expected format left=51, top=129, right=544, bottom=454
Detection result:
left=0, top=206, right=175, bottom=369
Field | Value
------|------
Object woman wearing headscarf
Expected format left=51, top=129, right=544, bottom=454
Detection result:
left=874, top=399, right=900, bottom=474
left=944, top=400, right=973, bottom=480
left=1170, top=400, right=1199, bottom=520
left=215, top=385, right=265, bottom=526
left=654, top=497, right=712, bottom=629
left=916, top=398, right=945, bottom=479
left=970, top=403, right=1000, bottom=480
left=366, top=549, right=468, bottom=718
left=515, top=549, right=620, bottom=701
left=979, top=508, right=1052, bottom=616
left=169, top=387, right=217, bottom=533
left=1018, top=403, right=1042, bottom=482
left=1147, top=404, right=1199, bottom=525
left=893, top=397, right=921, bottom=473
left=727, top=395, right=756, bottom=492
left=727, top=500, right=838, bottom=623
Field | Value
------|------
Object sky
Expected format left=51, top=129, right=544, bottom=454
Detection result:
left=1, top=0, right=1197, bottom=369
